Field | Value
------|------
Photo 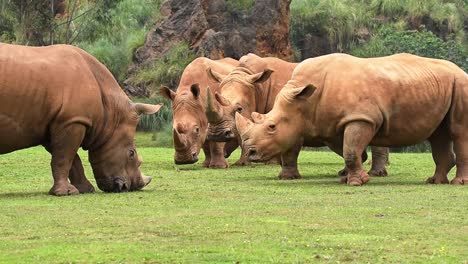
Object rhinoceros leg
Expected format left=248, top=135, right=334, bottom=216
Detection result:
left=202, top=141, right=211, bottom=168
left=208, top=141, right=229, bottom=168
left=234, top=147, right=251, bottom=166
left=68, top=154, right=95, bottom=193
left=424, top=126, right=454, bottom=184
left=47, top=124, right=86, bottom=196
left=451, top=136, right=468, bottom=185
left=342, top=121, right=374, bottom=186
left=368, top=146, right=389, bottom=177
left=278, top=139, right=303, bottom=180
left=325, top=141, right=367, bottom=177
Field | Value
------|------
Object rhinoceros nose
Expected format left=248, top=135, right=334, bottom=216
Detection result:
left=224, top=129, right=235, bottom=139
left=113, top=178, right=129, bottom=192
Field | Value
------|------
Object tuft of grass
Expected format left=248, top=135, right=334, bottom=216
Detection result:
left=131, top=42, right=197, bottom=93
left=0, top=133, right=466, bottom=263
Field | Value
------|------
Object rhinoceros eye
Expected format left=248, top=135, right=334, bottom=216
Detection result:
left=129, top=149, right=136, bottom=159
left=194, top=127, right=200, bottom=134
left=268, top=124, right=276, bottom=131
left=236, top=104, right=243, bottom=113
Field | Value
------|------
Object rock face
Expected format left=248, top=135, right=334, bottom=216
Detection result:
left=124, top=0, right=293, bottom=97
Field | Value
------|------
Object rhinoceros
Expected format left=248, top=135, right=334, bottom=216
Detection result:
left=0, top=44, right=162, bottom=195
left=206, top=53, right=389, bottom=177
left=160, top=57, right=239, bottom=168
left=236, top=53, right=468, bottom=185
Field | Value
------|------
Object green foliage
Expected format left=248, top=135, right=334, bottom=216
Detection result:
left=0, top=143, right=466, bottom=262
left=351, top=27, right=468, bottom=71
left=75, top=0, right=163, bottom=82
left=226, top=0, right=255, bottom=12
left=152, top=123, right=174, bottom=147
left=290, top=0, right=467, bottom=58
left=132, top=42, right=197, bottom=93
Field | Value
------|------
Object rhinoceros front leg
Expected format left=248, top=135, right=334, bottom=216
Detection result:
left=368, top=146, right=389, bottom=177
left=278, top=138, right=303, bottom=180
left=425, top=127, right=455, bottom=184
left=47, top=124, right=87, bottom=196
left=234, top=146, right=251, bottom=166
left=202, top=141, right=211, bottom=168
left=342, top=121, right=374, bottom=186
left=325, top=141, right=367, bottom=177
left=68, top=154, right=95, bottom=193
left=208, top=141, right=229, bottom=168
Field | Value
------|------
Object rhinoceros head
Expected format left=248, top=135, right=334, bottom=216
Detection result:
left=89, top=103, right=162, bottom=192
left=160, top=84, right=207, bottom=164
left=236, top=84, right=316, bottom=162
left=205, top=67, right=273, bottom=142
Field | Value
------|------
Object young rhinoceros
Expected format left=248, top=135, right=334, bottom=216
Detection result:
left=206, top=53, right=389, bottom=177
left=160, top=57, right=239, bottom=168
left=0, top=44, right=161, bottom=195
left=236, top=53, right=468, bottom=186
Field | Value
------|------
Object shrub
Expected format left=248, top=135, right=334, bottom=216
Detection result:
left=131, top=42, right=197, bottom=94
left=350, top=26, right=468, bottom=71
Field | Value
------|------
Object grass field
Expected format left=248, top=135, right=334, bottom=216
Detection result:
left=0, top=133, right=466, bottom=263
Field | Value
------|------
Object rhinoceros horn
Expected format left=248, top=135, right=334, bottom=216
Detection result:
left=235, top=112, right=254, bottom=137
left=205, top=87, right=223, bottom=123
left=173, top=128, right=186, bottom=149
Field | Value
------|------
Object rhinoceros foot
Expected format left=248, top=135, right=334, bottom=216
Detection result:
left=49, top=182, right=80, bottom=196
left=234, top=158, right=251, bottom=166
left=341, top=171, right=370, bottom=186
left=450, top=176, right=468, bottom=185
left=73, top=182, right=96, bottom=193
left=368, top=167, right=388, bottom=177
left=209, top=159, right=229, bottom=169
left=338, top=167, right=348, bottom=177
left=426, top=176, right=449, bottom=184
left=278, top=170, right=301, bottom=180
left=202, top=159, right=211, bottom=168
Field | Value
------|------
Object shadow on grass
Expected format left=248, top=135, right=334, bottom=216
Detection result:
left=0, top=191, right=47, bottom=198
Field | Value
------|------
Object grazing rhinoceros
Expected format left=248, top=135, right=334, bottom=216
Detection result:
left=160, top=57, right=239, bottom=168
left=0, top=44, right=162, bottom=195
left=206, top=53, right=389, bottom=177
left=236, top=53, right=468, bottom=186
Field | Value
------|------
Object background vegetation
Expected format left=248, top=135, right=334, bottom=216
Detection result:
left=1, top=0, right=467, bottom=151
left=0, top=133, right=466, bottom=263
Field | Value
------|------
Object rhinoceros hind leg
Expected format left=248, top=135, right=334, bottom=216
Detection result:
left=368, top=146, right=389, bottom=177
left=426, top=127, right=454, bottom=184
left=450, top=136, right=468, bottom=185
left=278, top=139, right=303, bottom=180
left=47, top=124, right=86, bottom=196
left=69, top=154, right=95, bottom=193
left=342, top=121, right=374, bottom=186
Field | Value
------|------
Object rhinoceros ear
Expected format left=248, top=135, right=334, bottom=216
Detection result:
left=160, top=86, right=175, bottom=101
left=292, top=84, right=317, bottom=100
left=190, top=83, right=200, bottom=99
left=206, top=67, right=226, bottom=83
left=134, top=103, right=163, bottom=115
left=249, top=69, right=273, bottom=84
left=251, top=112, right=265, bottom=124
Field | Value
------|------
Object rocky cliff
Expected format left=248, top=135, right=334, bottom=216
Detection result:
left=124, top=0, right=292, bottom=97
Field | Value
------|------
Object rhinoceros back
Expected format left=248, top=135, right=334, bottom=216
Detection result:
left=0, top=44, right=92, bottom=153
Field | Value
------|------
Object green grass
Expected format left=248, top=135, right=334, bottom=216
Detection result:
left=0, top=133, right=467, bottom=263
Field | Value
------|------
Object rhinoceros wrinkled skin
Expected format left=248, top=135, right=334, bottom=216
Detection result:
left=0, top=44, right=162, bottom=195
left=237, top=53, right=468, bottom=186
left=160, top=57, right=239, bottom=168
left=207, top=53, right=389, bottom=177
